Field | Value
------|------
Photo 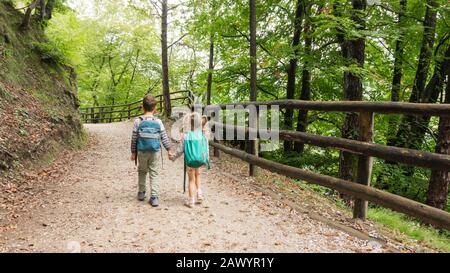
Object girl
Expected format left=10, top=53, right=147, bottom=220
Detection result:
left=171, top=112, right=210, bottom=208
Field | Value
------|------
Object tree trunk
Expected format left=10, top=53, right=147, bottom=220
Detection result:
left=161, top=0, right=172, bottom=117
left=393, top=0, right=438, bottom=149
left=294, top=7, right=311, bottom=154
left=403, top=44, right=450, bottom=151
left=410, top=0, right=438, bottom=103
left=426, top=63, right=450, bottom=210
left=284, top=0, right=304, bottom=152
left=206, top=35, right=214, bottom=105
left=45, top=0, right=56, bottom=20
left=338, top=0, right=367, bottom=185
left=21, top=0, right=39, bottom=30
left=386, top=0, right=407, bottom=146
left=36, top=0, right=46, bottom=22
left=249, top=0, right=258, bottom=176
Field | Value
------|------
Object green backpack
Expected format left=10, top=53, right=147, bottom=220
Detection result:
left=183, top=130, right=210, bottom=192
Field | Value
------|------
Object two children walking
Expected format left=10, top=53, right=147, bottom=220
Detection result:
left=130, top=95, right=209, bottom=208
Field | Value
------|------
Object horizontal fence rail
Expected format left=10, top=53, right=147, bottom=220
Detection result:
left=79, top=90, right=194, bottom=124
left=211, top=100, right=450, bottom=116
left=208, top=100, right=450, bottom=229
left=210, top=121, right=450, bottom=170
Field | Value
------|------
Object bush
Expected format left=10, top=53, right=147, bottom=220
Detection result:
left=372, top=160, right=431, bottom=205
left=31, top=41, right=68, bottom=65
left=260, top=147, right=340, bottom=177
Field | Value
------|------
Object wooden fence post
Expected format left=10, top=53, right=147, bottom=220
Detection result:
left=353, top=112, right=374, bottom=220
left=128, top=105, right=131, bottom=120
left=90, top=108, right=94, bottom=124
left=100, top=107, right=104, bottom=123
left=210, top=104, right=220, bottom=158
left=214, top=112, right=224, bottom=158
left=213, top=139, right=220, bottom=157
left=249, top=107, right=259, bottom=177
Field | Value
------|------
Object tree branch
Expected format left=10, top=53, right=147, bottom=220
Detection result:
left=168, top=33, right=188, bottom=49
left=374, top=3, right=424, bottom=23
left=168, top=3, right=182, bottom=11
left=149, top=0, right=161, bottom=17
left=231, top=26, right=287, bottom=68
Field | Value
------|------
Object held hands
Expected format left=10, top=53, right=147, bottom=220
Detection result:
left=168, top=151, right=175, bottom=161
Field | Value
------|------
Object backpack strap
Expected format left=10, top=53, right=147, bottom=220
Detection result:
left=183, top=159, right=187, bottom=193
left=160, top=143, right=163, bottom=169
left=135, top=117, right=144, bottom=166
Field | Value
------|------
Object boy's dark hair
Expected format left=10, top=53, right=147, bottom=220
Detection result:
left=142, top=95, right=157, bottom=112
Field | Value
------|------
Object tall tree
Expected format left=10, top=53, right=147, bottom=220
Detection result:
left=386, top=0, right=408, bottom=146
left=37, top=0, right=46, bottom=21
left=206, top=34, right=214, bottom=105
left=338, top=0, right=367, bottom=183
left=405, top=43, right=450, bottom=155
left=161, top=0, right=172, bottom=117
left=294, top=4, right=312, bottom=154
left=205, top=0, right=216, bottom=106
left=409, top=0, right=438, bottom=104
left=284, top=0, right=305, bottom=152
left=23, top=0, right=57, bottom=29
left=393, top=0, right=438, bottom=149
left=249, top=0, right=258, bottom=176
left=44, top=0, right=57, bottom=20
left=21, top=0, right=40, bottom=30
left=426, top=58, right=450, bottom=209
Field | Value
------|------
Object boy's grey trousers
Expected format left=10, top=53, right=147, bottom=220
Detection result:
left=137, top=151, right=160, bottom=197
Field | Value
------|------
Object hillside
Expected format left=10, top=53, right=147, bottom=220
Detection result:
left=0, top=1, right=81, bottom=173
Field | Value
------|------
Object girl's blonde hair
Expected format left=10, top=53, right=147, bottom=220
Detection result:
left=182, top=112, right=210, bottom=139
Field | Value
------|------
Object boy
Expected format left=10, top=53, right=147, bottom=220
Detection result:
left=130, top=95, right=172, bottom=207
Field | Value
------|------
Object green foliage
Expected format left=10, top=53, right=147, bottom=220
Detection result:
left=261, top=146, right=340, bottom=178
left=372, top=161, right=432, bottom=205
left=31, top=41, right=68, bottom=65
left=368, top=207, right=450, bottom=252
left=45, top=2, right=161, bottom=108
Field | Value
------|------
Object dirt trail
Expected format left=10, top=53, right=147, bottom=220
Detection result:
left=0, top=121, right=386, bottom=252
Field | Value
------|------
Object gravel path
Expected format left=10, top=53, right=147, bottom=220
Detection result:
left=0, top=121, right=385, bottom=252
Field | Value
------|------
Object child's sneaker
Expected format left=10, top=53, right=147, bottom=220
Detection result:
left=137, top=192, right=146, bottom=201
left=184, top=198, right=195, bottom=208
left=196, top=191, right=204, bottom=204
left=150, top=196, right=159, bottom=207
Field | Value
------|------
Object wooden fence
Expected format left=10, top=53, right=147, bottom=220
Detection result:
left=79, top=90, right=194, bottom=123
left=205, top=101, right=450, bottom=230
left=79, top=92, right=450, bottom=230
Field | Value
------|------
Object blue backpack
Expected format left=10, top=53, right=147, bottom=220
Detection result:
left=137, top=117, right=161, bottom=152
